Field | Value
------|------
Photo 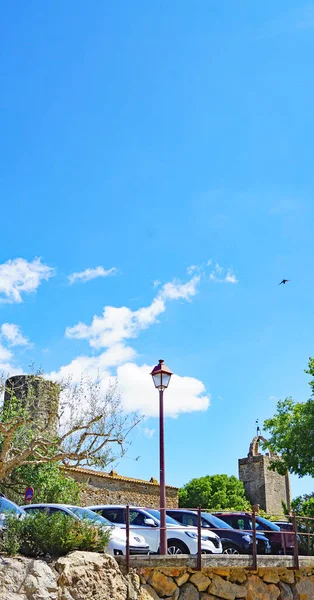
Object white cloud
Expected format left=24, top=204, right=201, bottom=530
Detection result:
left=49, top=343, right=136, bottom=381
left=68, top=266, right=117, bottom=284
left=224, top=270, right=238, bottom=284
left=209, top=263, right=238, bottom=284
left=66, top=275, right=200, bottom=350
left=0, top=258, right=54, bottom=303
left=50, top=357, right=210, bottom=419
left=143, top=427, right=155, bottom=438
left=0, top=344, right=21, bottom=375
left=117, top=362, right=210, bottom=418
left=153, top=280, right=161, bottom=288
left=1, top=323, right=30, bottom=347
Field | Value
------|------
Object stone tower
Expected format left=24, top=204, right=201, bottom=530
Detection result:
left=4, top=375, right=60, bottom=438
left=238, top=435, right=291, bottom=514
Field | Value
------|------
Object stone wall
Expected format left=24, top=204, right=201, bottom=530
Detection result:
left=1, top=552, right=314, bottom=600
left=238, top=436, right=291, bottom=514
left=65, top=467, right=179, bottom=508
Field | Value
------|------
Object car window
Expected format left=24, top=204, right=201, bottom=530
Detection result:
left=168, top=511, right=183, bottom=523
left=70, top=507, right=112, bottom=526
left=102, top=508, right=125, bottom=524
left=129, top=510, right=147, bottom=526
left=145, top=509, right=179, bottom=525
left=202, top=513, right=233, bottom=529
left=25, top=506, right=50, bottom=515
left=181, top=514, right=197, bottom=526
left=0, top=498, right=24, bottom=516
left=236, top=518, right=245, bottom=530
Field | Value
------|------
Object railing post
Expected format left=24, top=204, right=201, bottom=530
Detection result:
left=251, top=510, right=257, bottom=570
left=126, top=504, right=130, bottom=573
left=281, top=529, right=287, bottom=555
left=197, top=506, right=202, bottom=571
left=291, top=513, right=299, bottom=570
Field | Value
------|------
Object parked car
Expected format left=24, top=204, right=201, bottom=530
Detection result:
left=166, top=509, right=271, bottom=555
left=21, top=503, right=149, bottom=556
left=275, top=520, right=311, bottom=556
left=0, top=496, right=26, bottom=527
left=87, top=504, right=222, bottom=555
left=213, top=511, right=294, bottom=555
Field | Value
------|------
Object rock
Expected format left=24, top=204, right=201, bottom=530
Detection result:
left=176, top=573, right=190, bottom=587
left=200, top=595, right=221, bottom=600
left=259, top=568, right=280, bottom=584
left=0, top=556, right=57, bottom=600
left=296, top=577, right=314, bottom=599
left=148, top=570, right=178, bottom=597
left=279, top=582, right=293, bottom=600
left=56, top=551, right=128, bottom=600
left=126, top=572, right=141, bottom=600
left=139, top=584, right=160, bottom=600
left=208, top=574, right=238, bottom=600
left=190, top=572, right=211, bottom=592
left=172, top=588, right=180, bottom=600
left=213, top=569, right=231, bottom=578
left=179, top=582, right=199, bottom=600
left=279, top=570, right=295, bottom=585
left=229, top=570, right=247, bottom=585
left=247, top=575, right=280, bottom=600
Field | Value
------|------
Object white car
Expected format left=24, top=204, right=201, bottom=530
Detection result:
left=87, top=505, right=222, bottom=555
left=21, top=503, right=149, bottom=556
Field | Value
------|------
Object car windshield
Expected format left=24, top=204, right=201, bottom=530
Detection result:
left=145, top=509, right=181, bottom=525
left=0, top=498, right=25, bottom=517
left=257, top=516, right=280, bottom=532
left=69, top=507, right=112, bottom=526
left=202, top=513, right=233, bottom=529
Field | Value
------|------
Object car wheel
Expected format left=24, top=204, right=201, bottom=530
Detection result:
left=167, top=539, right=189, bottom=555
left=223, top=544, right=240, bottom=555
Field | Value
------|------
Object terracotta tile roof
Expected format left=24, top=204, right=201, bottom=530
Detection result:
left=63, top=466, right=178, bottom=490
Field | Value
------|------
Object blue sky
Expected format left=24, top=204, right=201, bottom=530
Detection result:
left=1, top=1, right=314, bottom=501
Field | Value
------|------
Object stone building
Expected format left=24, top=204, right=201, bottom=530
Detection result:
left=238, top=435, right=291, bottom=514
left=64, top=466, right=179, bottom=508
left=4, top=375, right=59, bottom=438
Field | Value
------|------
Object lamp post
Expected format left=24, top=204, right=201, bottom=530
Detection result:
left=151, top=359, right=173, bottom=555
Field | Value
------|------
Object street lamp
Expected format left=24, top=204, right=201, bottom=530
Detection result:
left=151, top=359, right=173, bottom=555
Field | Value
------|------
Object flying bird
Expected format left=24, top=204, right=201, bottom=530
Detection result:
left=279, top=279, right=290, bottom=285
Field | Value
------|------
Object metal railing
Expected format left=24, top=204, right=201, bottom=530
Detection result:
left=123, top=505, right=314, bottom=572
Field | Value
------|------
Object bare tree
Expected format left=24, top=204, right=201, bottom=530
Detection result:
left=0, top=371, right=141, bottom=481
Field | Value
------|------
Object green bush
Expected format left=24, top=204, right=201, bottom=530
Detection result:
left=0, top=511, right=111, bottom=557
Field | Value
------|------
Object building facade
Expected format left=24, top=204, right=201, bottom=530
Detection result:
left=238, top=435, right=291, bottom=514
left=65, top=466, right=179, bottom=508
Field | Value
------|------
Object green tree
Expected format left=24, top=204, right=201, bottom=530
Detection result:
left=179, top=474, right=251, bottom=510
left=2, top=463, right=82, bottom=505
left=263, top=358, right=314, bottom=477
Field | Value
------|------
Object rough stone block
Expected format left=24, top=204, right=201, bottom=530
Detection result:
left=295, top=576, right=314, bottom=599
left=148, top=570, right=178, bottom=597
left=179, top=583, right=199, bottom=600
left=247, top=575, right=280, bottom=600
left=279, top=582, right=293, bottom=600
left=139, top=584, right=160, bottom=600
left=176, top=573, right=190, bottom=587
left=190, top=572, right=211, bottom=592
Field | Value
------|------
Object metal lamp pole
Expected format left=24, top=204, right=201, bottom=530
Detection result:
left=151, top=359, right=173, bottom=556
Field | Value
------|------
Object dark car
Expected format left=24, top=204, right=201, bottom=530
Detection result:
left=214, top=512, right=294, bottom=555
left=275, top=521, right=309, bottom=556
left=166, top=509, right=271, bottom=555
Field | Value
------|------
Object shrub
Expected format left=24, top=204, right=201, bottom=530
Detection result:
left=0, top=511, right=111, bottom=557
